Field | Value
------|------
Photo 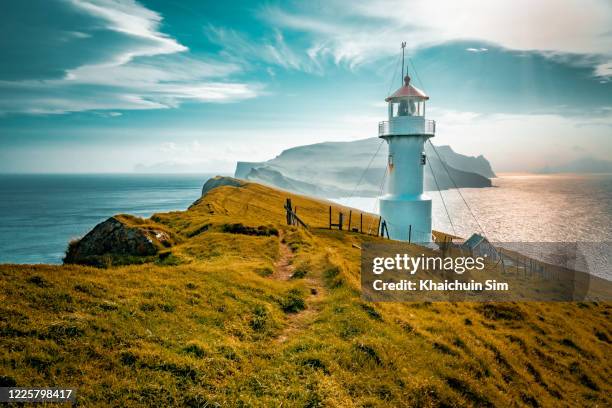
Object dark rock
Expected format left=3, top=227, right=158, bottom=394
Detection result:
left=63, top=216, right=173, bottom=265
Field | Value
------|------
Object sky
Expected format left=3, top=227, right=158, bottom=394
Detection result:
left=0, top=0, right=611, bottom=173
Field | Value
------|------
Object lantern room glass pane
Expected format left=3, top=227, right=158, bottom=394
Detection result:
left=390, top=100, right=424, bottom=118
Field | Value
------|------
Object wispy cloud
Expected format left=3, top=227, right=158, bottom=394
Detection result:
left=69, top=0, right=187, bottom=62
left=260, top=0, right=612, bottom=75
left=0, top=0, right=260, bottom=114
left=466, top=47, right=488, bottom=53
left=205, top=25, right=321, bottom=73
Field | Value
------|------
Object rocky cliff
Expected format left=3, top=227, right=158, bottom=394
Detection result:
left=235, top=138, right=493, bottom=198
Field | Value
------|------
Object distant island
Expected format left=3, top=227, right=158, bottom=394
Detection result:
left=235, top=138, right=495, bottom=198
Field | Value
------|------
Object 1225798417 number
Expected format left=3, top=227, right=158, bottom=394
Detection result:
left=1, top=388, right=76, bottom=403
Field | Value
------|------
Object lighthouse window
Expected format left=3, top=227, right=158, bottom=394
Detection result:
left=391, top=100, right=425, bottom=117
left=420, top=153, right=427, bottom=165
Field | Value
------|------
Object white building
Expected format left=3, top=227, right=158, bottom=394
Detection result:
left=378, top=74, right=435, bottom=242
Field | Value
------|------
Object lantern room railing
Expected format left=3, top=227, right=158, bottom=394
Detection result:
left=378, top=119, right=436, bottom=136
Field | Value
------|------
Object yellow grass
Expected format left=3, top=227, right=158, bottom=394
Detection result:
left=0, top=180, right=610, bottom=407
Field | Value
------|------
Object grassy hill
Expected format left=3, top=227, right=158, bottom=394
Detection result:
left=0, top=179, right=610, bottom=407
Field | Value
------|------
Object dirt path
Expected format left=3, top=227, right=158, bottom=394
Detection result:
left=273, top=232, right=326, bottom=343
left=276, top=277, right=325, bottom=344
left=272, top=234, right=294, bottom=281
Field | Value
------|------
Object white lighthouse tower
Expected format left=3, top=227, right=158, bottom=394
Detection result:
left=378, top=55, right=435, bottom=242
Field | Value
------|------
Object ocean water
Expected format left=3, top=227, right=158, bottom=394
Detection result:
left=0, top=173, right=610, bottom=267
left=335, top=173, right=612, bottom=279
left=336, top=173, right=612, bottom=243
left=0, top=174, right=216, bottom=264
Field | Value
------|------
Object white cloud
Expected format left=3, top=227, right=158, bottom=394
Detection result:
left=69, top=0, right=186, bottom=62
left=261, top=0, right=612, bottom=72
left=205, top=25, right=320, bottom=73
left=0, top=0, right=260, bottom=114
left=0, top=70, right=260, bottom=114
left=65, top=56, right=241, bottom=85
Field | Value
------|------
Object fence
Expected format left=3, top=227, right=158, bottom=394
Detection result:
left=284, top=198, right=447, bottom=243
left=283, top=198, right=308, bottom=229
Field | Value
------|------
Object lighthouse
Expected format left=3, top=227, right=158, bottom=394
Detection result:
left=378, top=57, right=435, bottom=242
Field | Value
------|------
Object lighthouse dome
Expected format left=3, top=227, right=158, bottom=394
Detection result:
left=385, top=75, right=429, bottom=102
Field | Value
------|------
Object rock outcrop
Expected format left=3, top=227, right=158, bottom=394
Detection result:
left=64, top=215, right=174, bottom=266
left=201, top=176, right=244, bottom=196
left=434, top=145, right=496, bottom=178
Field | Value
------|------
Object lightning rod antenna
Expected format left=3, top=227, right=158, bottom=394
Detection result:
left=400, top=41, right=406, bottom=85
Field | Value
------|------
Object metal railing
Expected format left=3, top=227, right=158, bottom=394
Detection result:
left=378, top=119, right=436, bottom=136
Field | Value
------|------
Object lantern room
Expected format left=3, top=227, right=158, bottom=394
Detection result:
left=385, top=75, right=429, bottom=119
left=379, top=74, right=434, bottom=137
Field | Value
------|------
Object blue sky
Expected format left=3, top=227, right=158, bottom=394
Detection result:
left=0, top=0, right=611, bottom=173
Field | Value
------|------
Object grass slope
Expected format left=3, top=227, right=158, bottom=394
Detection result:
left=1, top=180, right=610, bottom=407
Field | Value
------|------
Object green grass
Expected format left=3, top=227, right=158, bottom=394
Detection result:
left=0, top=180, right=610, bottom=407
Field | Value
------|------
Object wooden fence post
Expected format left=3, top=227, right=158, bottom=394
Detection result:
left=360, top=213, right=363, bottom=233
left=329, top=206, right=332, bottom=229
left=339, top=212, right=343, bottom=231
left=285, top=198, right=292, bottom=226
left=348, top=210, right=352, bottom=231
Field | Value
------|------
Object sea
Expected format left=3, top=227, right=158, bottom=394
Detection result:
left=0, top=174, right=218, bottom=264
left=0, top=173, right=611, bottom=271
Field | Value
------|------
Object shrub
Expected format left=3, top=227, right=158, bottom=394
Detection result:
left=478, top=304, right=524, bottom=321
left=444, top=376, right=493, bottom=407
left=74, top=282, right=106, bottom=297
left=120, top=351, right=137, bottom=366
left=45, top=322, right=84, bottom=341
left=569, top=362, right=599, bottom=391
left=432, top=341, right=458, bottom=356
left=157, top=252, right=182, bottom=266
left=25, top=355, right=53, bottom=373
left=186, top=223, right=211, bottom=237
left=323, top=265, right=343, bottom=288
left=291, top=263, right=309, bottom=279
left=299, top=357, right=328, bottom=374
left=221, top=223, right=278, bottom=237
left=99, top=301, right=118, bottom=311
left=594, top=330, right=610, bottom=343
left=183, top=343, right=207, bottom=358
left=353, top=342, right=382, bottom=365
left=140, top=303, right=156, bottom=312
left=27, top=275, right=50, bottom=288
left=250, top=304, right=269, bottom=331
left=254, top=266, right=273, bottom=277
left=359, top=303, right=383, bottom=321
left=279, top=289, right=306, bottom=313
left=0, top=375, right=16, bottom=387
